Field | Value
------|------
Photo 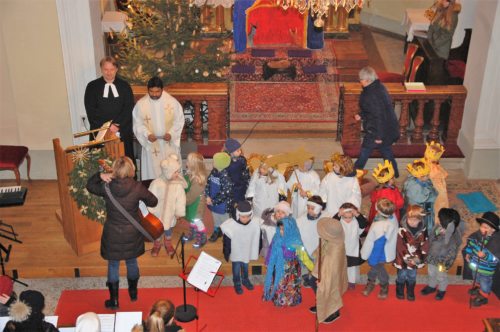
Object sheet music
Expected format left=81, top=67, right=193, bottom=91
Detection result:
left=187, top=251, right=222, bottom=292
left=94, top=120, right=112, bottom=142
left=45, top=316, right=58, bottom=326
left=115, top=312, right=143, bottom=332
left=98, top=313, right=116, bottom=332
left=58, top=328, right=76, bottom=332
left=0, top=317, right=9, bottom=331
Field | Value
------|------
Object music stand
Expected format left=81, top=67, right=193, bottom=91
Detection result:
left=0, top=220, right=27, bottom=287
left=174, top=234, right=197, bottom=323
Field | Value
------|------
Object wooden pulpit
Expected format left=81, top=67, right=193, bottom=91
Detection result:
left=52, top=132, right=124, bottom=255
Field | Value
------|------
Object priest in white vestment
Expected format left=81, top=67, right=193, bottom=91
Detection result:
left=133, top=77, right=185, bottom=180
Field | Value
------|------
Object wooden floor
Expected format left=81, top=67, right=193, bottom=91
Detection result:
left=0, top=179, right=258, bottom=279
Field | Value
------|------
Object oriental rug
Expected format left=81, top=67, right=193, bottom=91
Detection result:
left=55, top=285, right=499, bottom=331
left=230, top=81, right=339, bottom=123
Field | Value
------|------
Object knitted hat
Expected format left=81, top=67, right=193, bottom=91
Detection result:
left=274, top=201, right=291, bottom=216
left=236, top=200, right=253, bottom=220
left=160, top=154, right=181, bottom=180
left=76, top=312, right=101, bottom=332
left=224, top=138, right=241, bottom=153
left=0, top=275, right=13, bottom=297
left=19, top=290, right=44, bottom=315
left=9, top=290, right=45, bottom=323
left=476, top=211, right=499, bottom=231
left=213, top=152, right=231, bottom=171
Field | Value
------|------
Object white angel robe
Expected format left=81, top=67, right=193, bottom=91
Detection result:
left=133, top=92, right=185, bottom=180
left=319, top=172, right=361, bottom=216
left=245, top=170, right=286, bottom=219
left=340, top=216, right=365, bottom=283
left=286, top=169, right=321, bottom=219
left=295, top=214, right=320, bottom=257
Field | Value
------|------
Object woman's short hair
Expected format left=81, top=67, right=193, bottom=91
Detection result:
left=99, top=56, right=118, bottom=68
left=358, top=66, right=378, bottom=83
left=112, top=156, right=135, bottom=179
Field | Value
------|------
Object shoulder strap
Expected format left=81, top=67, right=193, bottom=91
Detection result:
left=104, top=183, right=154, bottom=242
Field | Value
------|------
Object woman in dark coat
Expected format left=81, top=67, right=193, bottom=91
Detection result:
left=87, top=156, right=158, bottom=309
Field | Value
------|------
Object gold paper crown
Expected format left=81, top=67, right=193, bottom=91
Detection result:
left=407, top=158, right=431, bottom=177
left=372, top=160, right=395, bottom=184
left=424, top=141, right=445, bottom=162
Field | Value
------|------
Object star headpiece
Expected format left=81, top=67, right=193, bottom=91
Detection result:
left=407, top=158, right=431, bottom=178
left=372, top=160, right=395, bottom=184
left=424, top=141, right=445, bottom=162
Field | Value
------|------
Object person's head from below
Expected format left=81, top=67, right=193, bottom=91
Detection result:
left=186, top=152, right=207, bottom=183
left=476, top=211, right=499, bottom=237
left=406, top=205, right=425, bottom=228
left=375, top=198, right=395, bottom=218
left=299, top=158, right=314, bottom=172
left=75, top=312, right=100, bottom=332
left=160, top=154, right=181, bottom=181
left=406, top=158, right=430, bottom=181
left=236, top=200, right=253, bottom=224
left=332, top=153, right=354, bottom=177
left=372, top=159, right=395, bottom=185
left=212, top=152, right=231, bottom=172
left=100, top=56, right=118, bottom=83
left=146, top=299, right=176, bottom=332
left=438, top=207, right=460, bottom=230
left=339, top=202, right=357, bottom=222
left=147, top=76, right=164, bottom=101
left=306, top=195, right=325, bottom=219
left=8, top=290, right=46, bottom=324
left=224, top=138, right=242, bottom=157
left=274, top=201, right=291, bottom=221
left=112, top=156, right=136, bottom=179
left=358, top=66, right=378, bottom=87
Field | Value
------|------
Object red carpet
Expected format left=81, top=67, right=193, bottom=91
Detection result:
left=55, top=285, right=499, bottom=331
left=230, top=82, right=338, bottom=123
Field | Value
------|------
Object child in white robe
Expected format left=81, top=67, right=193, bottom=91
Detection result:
left=287, top=158, right=321, bottom=219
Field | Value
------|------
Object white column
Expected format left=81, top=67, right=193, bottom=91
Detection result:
left=56, top=0, right=105, bottom=144
left=458, top=1, right=500, bottom=178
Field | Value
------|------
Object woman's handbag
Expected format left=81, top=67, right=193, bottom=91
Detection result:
left=104, top=183, right=164, bottom=242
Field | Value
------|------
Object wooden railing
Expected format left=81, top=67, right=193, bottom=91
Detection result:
left=339, top=83, right=467, bottom=158
left=132, top=83, right=229, bottom=145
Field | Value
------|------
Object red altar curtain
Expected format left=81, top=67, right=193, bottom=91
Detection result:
left=246, top=0, right=308, bottom=48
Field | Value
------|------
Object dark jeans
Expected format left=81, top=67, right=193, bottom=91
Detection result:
left=232, top=261, right=249, bottom=286
left=354, top=138, right=399, bottom=178
left=107, top=258, right=139, bottom=283
left=396, top=268, right=417, bottom=284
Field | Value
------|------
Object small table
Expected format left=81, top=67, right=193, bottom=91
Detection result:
left=263, top=60, right=296, bottom=80
left=403, top=8, right=430, bottom=42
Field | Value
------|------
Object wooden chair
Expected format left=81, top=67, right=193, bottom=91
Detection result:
left=0, top=145, right=31, bottom=185
left=407, top=56, right=425, bottom=82
left=378, top=43, right=419, bottom=83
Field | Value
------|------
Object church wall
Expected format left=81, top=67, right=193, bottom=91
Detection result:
left=0, top=0, right=72, bottom=180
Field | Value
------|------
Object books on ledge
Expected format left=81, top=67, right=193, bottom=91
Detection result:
left=404, top=82, right=426, bottom=92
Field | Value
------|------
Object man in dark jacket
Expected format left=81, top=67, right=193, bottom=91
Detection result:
left=354, top=66, right=400, bottom=178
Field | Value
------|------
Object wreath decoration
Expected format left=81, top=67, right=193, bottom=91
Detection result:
left=68, top=147, right=112, bottom=224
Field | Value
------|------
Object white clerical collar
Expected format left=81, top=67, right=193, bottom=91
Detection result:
left=103, top=82, right=119, bottom=98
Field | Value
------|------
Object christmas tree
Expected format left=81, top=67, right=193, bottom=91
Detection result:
left=113, top=0, right=231, bottom=85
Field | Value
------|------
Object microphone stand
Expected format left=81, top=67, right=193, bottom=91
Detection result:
left=175, top=233, right=197, bottom=322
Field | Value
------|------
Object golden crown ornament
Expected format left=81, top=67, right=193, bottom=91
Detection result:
left=424, top=141, right=445, bottom=162
left=372, top=160, right=395, bottom=184
left=407, top=158, right=431, bottom=177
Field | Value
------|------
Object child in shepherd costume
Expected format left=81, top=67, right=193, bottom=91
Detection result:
left=221, top=200, right=262, bottom=295
left=205, top=152, right=233, bottom=243
left=308, top=217, right=348, bottom=324
left=319, top=153, right=361, bottom=217
left=246, top=159, right=287, bottom=219
left=224, top=138, right=250, bottom=203
left=424, top=141, right=449, bottom=225
left=287, top=158, right=321, bottom=219
left=360, top=198, right=398, bottom=299
left=334, top=202, right=367, bottom=289
left=422, top=208, right=465, bottom=300
left=182, top=152, right=208, bottom=248
left=368, top=160, right=404, bottom=225
left=394, top=205, right=429, bottom=301
left=263, top=201, right=314, bottom=306
left=463, top=211, right=500, bottom=307
left=148, top=154, right=187, bottom=256
left=403, top=158, right=438, bottom=231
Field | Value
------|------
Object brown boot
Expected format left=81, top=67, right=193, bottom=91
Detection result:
left=363, top=279, right=376, bottom=297
left=164, top=236, right=175, bottom=257
left=378, top=283, right=389, bottom=300
left=151, top=240, right=162, bottom=257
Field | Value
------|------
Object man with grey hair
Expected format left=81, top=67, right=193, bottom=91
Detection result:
left=354, top=66, right=400, bottom=177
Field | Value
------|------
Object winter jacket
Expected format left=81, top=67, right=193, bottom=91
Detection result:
left=359, top=79, right=400, bottom=145
left=426, top=221, right=465, bottom=270
left=464, top=230, right=500, bottom=277
left=148, top=175, right=187, bottom=230
left=205, top=168, right=233, bottom=214
left=361, top=214, right=399, bottom=266
left=3, top=300, right=58, bottom=332
left=86, top=172, right=158, bottom=261
left=226, top=155, right=250, bottom=202
left=394, top=216, right=429, bottom=270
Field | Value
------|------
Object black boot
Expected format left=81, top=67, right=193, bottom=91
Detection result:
left=105, top=281, right=119, bottom=309
left=209, top=227, right=222, bottom=242
left=395, top=281, right=405, bottom=300
left=406, top=281, right=416, bottom=301
left=128, top=278, right=139, bottom=302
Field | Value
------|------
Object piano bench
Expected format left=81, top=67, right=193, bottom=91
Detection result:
left=0, top=145, right=31, bottom=185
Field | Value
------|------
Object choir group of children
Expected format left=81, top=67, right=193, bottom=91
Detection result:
left=146, top=138, right=499, bottom=325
